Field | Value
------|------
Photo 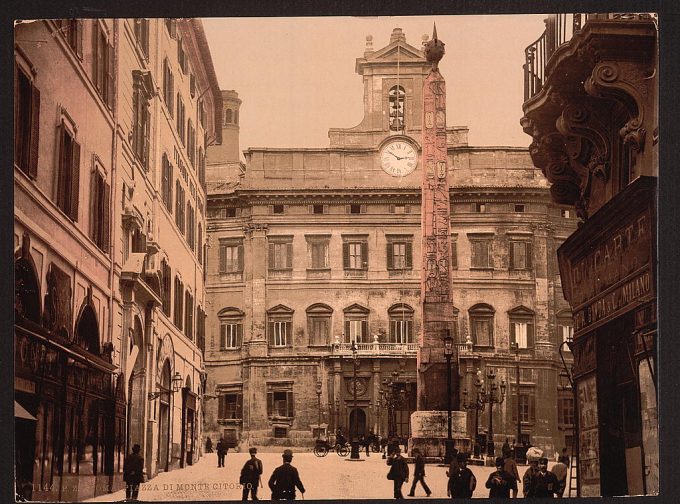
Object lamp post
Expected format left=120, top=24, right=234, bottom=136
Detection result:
left=315, top=381, right=322, bottom=438
left=334, top=398, right=340, bottom=434
left=350, top=340, right=361, bottom=459
left=510, top=342, right=522, bottom=456
left=462, top=371, right=485, bottom=458
left=444, top=332, right=454, bottom=463
left=478, top=367, right=506, bottom=458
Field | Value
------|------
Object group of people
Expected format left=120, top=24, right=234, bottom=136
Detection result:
left=385, top=444, right=571, bottom=499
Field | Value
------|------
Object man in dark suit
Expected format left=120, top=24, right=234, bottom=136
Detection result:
left=386, top=446, right=409, bottom=499
left=123, top=444, right=144, bottom=500
left=407, top=448, right=431, bottom=497
left=216, top=437, right=227, bottom=467
left=268, top=449, right=305, bottom=500
left=240, top=447, right=263, bottom=500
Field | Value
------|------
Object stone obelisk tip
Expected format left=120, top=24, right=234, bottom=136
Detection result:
left=424, top=22, right=445, bottom=70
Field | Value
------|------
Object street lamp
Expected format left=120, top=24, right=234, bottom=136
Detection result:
left=462, top=372, right=485, bottom=458
left=315, top=380, right=323, bottom=438
left=510, top=342, right=522, bottom=457
left=478, top=367, right=506, bottom=458
left=350, top=340, right=361, bottom=460
left=444, top=331, right=454, bottom=463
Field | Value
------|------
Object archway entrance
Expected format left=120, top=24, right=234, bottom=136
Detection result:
left=126, top=317, right=145, bottom=452
left=157, top=360, right=171, bottom=472
left=349, top=408, right=367, bottom=439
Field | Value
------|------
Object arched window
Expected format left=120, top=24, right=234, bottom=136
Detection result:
left=234, top=109, right=239, bottom=124
left=468, top=303, right=495, bottom=348
left=388, top=303, right=414, bottom=343
left=15, top=256, right=41, bottom=323
left=343, top=303, right=370, bottom=343
left=225, top=108, right=233, bottom=124
left=218, top=307, right=244, bottom=350
left=75, top=301, right=101, bottom=355
left=388, top=85, right=406, bottom=131
left=267, top=304, right=294, bottom=348
left=508, top=306, right=535, bottom=349
left=306, top=303, right=333, bottom=346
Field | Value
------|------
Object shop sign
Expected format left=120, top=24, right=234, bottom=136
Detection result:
left=572, top=335, right=596, bottom=378
left=577, top=375, right=601, bottom=496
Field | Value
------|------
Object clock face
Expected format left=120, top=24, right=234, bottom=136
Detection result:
left=380, top=140, right=418, bottom=177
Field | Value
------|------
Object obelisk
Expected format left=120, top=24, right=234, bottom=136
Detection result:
left=410, top=24, right=467, bottom=458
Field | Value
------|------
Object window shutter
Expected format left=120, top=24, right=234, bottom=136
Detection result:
left=386, top=243, right=394, bottom=270
left=267, top=392, right=273, bottom=416
left=237, top=323, right=243, bottom=347
left=218, top=395, right=224, bottom=419
left=345, top=320, right=350, bottom=342
left=510, top=322, right=516, bottom=346
left=70, top=140, right=81, bottom=221
left=361, top=242, right=368, bottom=269
left=527, top=322, right=535, bottom=348
left=286, top=391, right=294, bottom=418
left=218, top=245, right=226, bottom=273
left=345, top=205, right=351, bottom=214
left=404, top=204, right=410, bottom=213
left=102, top=182, right=111, bottom=250
left=286, top=242, right=293, bottom=269
left=143, top=104, right=150, bottom=169
left=509, top=242, right=515, bottom=270
left=268, top=243, right=275, bottom=269
left=237, top=244, right=244, bottom=271
left=236, top=393, right=243, bottom=419
left=389, top=204, right=395, bottom=213
left=76, top=19, right=84, bottom=57
left=323, top=204, right=329, bottom=214
left=285, top=322, right=292, bottom=346
left=308, top=205, right=314, bottom=214
left=511, top=393, right=517, bottom=422
left=342, top=242, right=349, bottom=269
left=360, top=204, right=367, bottom=214
left=526, top=243, right=533, bottom=269
left=106, top=42, right=114, bottom=109
left=529, top=395, right=536, bottom=422
left=29, top=86, right=40, bottom=178
left=361, top=320, right=368, bottom=342
left=406, top=242, right=413, bottom=269
left=268, top=322, right=274, bottom=346
left=220, top=324, right=225, bottom=349
left=451, top=241, right=457, bottom=269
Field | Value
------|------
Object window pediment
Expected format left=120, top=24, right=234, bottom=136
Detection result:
left=508, top=305, right=535, bottom=317
left=267, top=304, right=294, bottom=315
left=306, top=303, right=333, bottom=315
left=218, top=307, right=245, bottom=319
left=387, top=303, right=414, bottom=316
left=469, top=303, right=495, bottom=315
left=343, top=303, right=369, bottom=315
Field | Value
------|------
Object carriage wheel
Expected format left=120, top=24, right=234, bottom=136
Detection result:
left=337, top=444, right=350, bottom=457
left=313, top=445, right=328, bottom=457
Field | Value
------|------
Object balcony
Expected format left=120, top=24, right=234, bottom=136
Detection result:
left=332, top=341, right=418, bottom=356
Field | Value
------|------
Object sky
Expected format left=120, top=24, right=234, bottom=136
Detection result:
left=202, top=15, right=548, bottom=157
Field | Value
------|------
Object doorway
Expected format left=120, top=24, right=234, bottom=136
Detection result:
left=157, top=360, right=171, bottom=472
left=349, top=408, right=366, bottom=439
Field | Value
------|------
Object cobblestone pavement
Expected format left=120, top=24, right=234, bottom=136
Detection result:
left=85, top=451, right=571, bottom=501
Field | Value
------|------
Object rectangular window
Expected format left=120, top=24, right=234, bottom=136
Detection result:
left=272, top=204, right=285, bottom=214
left=390, top=204, right=408, bottom=214
left=451, top=240, right=458, bottom=269
left=92, top=22, right=113, bottom=108
left=161, top=261, right=171, bottom=317
left=176, top=94, right=186, bottom=144
left=387, top=240, right=413, bottom=270
left=270, top=321, right=290, bottom=347
left=220, top=323, right=242, bottom=349
left=390, top=320, right=413, bottom=343
left=308, top=317, right=330, bottom=346
left=510, top=321, right=535, bottom=349
left=175, top=182, right=185, bottom=234
left=163, top=58, right=174, bottom=116
left=187, top=120, right=196, bottom=166
left=57, top=19, right=83, bottom=57
left=184, top=291, right=193, bottom=340
left=165, top=18, right=177, bottom=38
left=218, top=242, right=243, bottom=273
left=514, top=204, right=525, bottom=213
left=561, top=209, right=571, bottom=218
left=56, top=122, right=81, bottom=221
left=472, top=319, right=492, bottom=346
left=173, top=277, right=183, bottom=329
left=90, top=169, right=110, bottom=251
left=177, top=37, right=187, bottom=73
left=512, top=391, right=536, bottom=423
left=226, top=208, right=237, bottom=217
left=558, top=397, right=575, bottom=425
left=310, top=241, right=329, bottom=269
left=132, top=77, right=150, bottom=169
left=345, top=319, right=368, bottom=343
left=268, top=241, right=293, bottom=270
left=14, top=65, right=40, bottom=178
left=133, top=18, right=149, bottom=57
left=218, top=393, right=243, bottom=420
left=510, top=241, right=532, bottom=270
left=187, top=204, right=195, bottom=251
left=474, top=203, right=486, bottom=213
left=349, top=204, right=363, bottom=214
left=267, top=385, right=294, bottom=418
left=161, top=154, right=173, bottom=212
left=561, top=324, right=573, bottom=343
left=343, top=237, right=368, bottom=271
left=471, top=240, right=491, bottom=268
left=312, top=204, right=325, bottom=214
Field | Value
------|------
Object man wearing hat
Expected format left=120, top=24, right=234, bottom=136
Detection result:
left=240, top=447, right=263, bottom=500
left=448, top=453, right=476, bottom=498
left=123, top=444, right=144, bottom=500
left=269, top=449, right=305, bottom=500
left=532, top=457, right=560, bottom=498
left=522, top=454, right=541, bottom=497
left=407, top=448, right=431, bottom=497
left=485, top=457, right=517, bottom=498
left=386, top=446, right=409, bottom=499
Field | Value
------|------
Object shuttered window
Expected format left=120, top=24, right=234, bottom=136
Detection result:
left=267, top=387, right=294, bottom=418
left=56, top=122, right=80, bottom=221
left=386, top=239, right=413, bottom=270
left=268, top=241, right=293, bottom=270
left=220, top=323, right=243, bottom=349
left=163, top=58, right=174, bottom=116
left=161, top=260, right=172, bottom=317
left=343, top=241, right=368, bottom=270
left=173, top=277, right=183, bottom=329
left=510, top=321, right=535, bottom=349
left=268, top=321, right=291, bottom=347
left=90, top=169, right=110, bottom=252
left=510, top=241, right=533, bottom=270
left=469, top=304, right=495, bottom=348
left=14, top=64, right=40, bottom=178
left=184, top=291, right=194, bottom=340
left=92, top=21, right=114, bottom=109
left=132, top=74, right=150, bottom=169
left=511, top=391, right=536, bottom=423
left=133, top=18, right=149, bottom=58
left=161, top=154, right=173, bottom=211
left=218, top=393, right=243, bottom=420
left=471, top=239, right=491, bottom=268
left=219, top=242, right=243, bottom=273
left=344, top=319, right=369, bottom=343
left=57, top=19, right=83, bottom=57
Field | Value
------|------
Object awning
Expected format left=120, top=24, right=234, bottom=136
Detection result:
left=15, top=401, right=36, bottom=421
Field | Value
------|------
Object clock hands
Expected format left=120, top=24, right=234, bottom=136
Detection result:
left=388, top=151, right=403, bottom=160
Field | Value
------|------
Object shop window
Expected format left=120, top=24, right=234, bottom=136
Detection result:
left=306, top=303, right=332, bottom=346
left=509, top=306, right=535, bottom=349
left=267, top=383, right=294, bottom=418
left=510, top=241, right=533, bottom=270
left=387, top=235, right=413, bottom=271
left=267, top=305, right=293, bottom=347
left=469, top=303, right=495, bottom=347
left=14, top=63, right=40, bottom=178
left=388, top=85, right=405, bottom=131
left=344, top=303, right=369, bottom=343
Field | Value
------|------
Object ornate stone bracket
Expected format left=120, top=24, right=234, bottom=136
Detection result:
left=585, top=60, right=650, bottom=152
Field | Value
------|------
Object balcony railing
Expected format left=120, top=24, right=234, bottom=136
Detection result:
left=523, top=13, right=656, bottom=101
left=332, top=341, right=419, bottom=355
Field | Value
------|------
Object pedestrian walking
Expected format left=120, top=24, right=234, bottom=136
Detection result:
left=216, top=437, right=227, bottom=468
left=123, top=444, right=144, bottom=501
left=522, top=455, right=541, bottom=497
left=386, top=446, right=409, bottom=499
left=551, top=458, right=569, bottom=498
left=269, top=449, right=305, bottom=500
left=502, top=438, right=511, bottom=459
left=532, top=457, right=560, bottom=498
left=407, top=448, right=431, bottom=497
left=445, top=448, right=459, bottom=495
left=240, top=447, right=263, bottom=500
left=485, top=457, right=517, bottom=498
left=503, top=451, right=521, bottom=498
left=205, top=436, right=213, bottom=453
left=448, top=452, right=476, bottom=498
